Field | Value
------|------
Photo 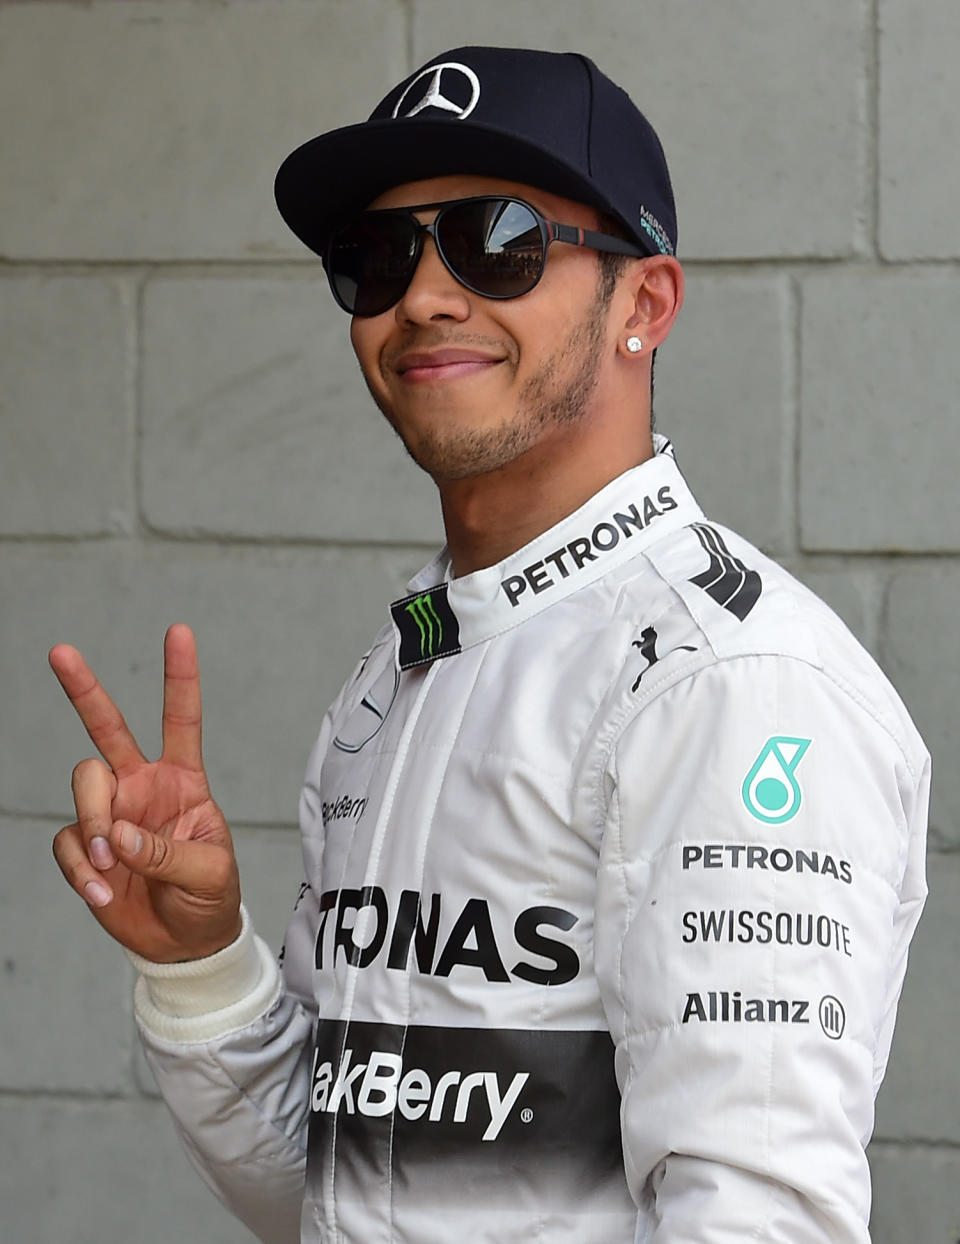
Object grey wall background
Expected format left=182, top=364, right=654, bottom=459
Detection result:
left=1, top=1, right=957, bottom=1240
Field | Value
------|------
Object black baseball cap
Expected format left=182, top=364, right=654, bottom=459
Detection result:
left=274, top=46, right=677, bottom=261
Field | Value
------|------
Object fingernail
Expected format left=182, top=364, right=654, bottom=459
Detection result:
left=117, top=823, right=142, bottom=855
left=84, top=880, right=112, bottom=908
left=89, top=836, right=116, bottom=870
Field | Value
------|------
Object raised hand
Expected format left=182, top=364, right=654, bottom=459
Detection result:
left=49, top=623, right=242, bottom=963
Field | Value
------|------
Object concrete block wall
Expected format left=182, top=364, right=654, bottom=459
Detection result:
left=1, top=1, right=956, bottom=1239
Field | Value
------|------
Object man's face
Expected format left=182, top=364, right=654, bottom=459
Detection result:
left=348, top=174, right=626, bottom=483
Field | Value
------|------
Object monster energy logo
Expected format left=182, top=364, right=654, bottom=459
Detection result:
left=405, top=593, right=445, bottom=659
left=391, top=582, right=461, bottom=668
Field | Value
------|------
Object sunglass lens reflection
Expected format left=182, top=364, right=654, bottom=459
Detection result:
left=331, top=198, right=548, bottom=314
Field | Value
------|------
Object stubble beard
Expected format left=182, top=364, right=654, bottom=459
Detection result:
left=365, top=287, right=610, bottom=483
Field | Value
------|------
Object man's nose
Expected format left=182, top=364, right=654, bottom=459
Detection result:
left=393, top=231, right=472, bottom=324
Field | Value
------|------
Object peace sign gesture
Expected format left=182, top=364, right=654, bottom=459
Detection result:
left=49, top=623, right=242, bottom=963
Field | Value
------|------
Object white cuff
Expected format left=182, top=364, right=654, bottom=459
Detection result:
left=127, top=907, right=283, bottom=1044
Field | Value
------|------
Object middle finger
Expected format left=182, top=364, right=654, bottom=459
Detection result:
left=49, top=644, right=147, bottom=773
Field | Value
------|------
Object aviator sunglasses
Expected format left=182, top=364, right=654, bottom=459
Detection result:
left=324, top=195, right=648, bottom=317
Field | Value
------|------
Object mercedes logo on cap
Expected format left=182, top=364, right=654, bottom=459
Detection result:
left=392, top=62, right=481, bottom=120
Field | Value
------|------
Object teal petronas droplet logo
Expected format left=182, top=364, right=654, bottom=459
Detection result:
left=741, top=737, right=811, bottom=824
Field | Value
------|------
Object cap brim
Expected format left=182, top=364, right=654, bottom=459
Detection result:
left=274, top=119, right=644, bottom=258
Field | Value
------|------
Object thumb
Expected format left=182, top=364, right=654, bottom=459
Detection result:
left=111, top=820, right=235, bottom=898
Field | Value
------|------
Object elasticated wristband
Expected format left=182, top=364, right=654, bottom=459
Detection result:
left=125, top=906, right=283, bottom=1044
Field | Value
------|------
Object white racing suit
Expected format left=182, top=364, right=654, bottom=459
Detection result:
left=132, top=441, right=929, bottom=1243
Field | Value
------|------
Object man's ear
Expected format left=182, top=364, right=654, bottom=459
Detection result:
left=620, top=255, right=684, bottom=352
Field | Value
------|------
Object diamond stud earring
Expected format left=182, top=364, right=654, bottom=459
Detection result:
left=626, top=336, right=643, bottom=353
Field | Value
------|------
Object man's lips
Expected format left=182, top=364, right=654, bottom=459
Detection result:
left=394, top=349, right=505, bottom=382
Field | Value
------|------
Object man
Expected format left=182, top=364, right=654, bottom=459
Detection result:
left=50, top=46, right=929, bottom=1243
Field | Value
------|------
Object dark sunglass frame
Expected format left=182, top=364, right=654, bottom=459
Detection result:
left=324, top=195, right=649, bottom=317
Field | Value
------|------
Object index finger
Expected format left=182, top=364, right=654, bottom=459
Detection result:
left=160, top=622, right=204, bottom=770
left=48, top=644, right=147, bottom=772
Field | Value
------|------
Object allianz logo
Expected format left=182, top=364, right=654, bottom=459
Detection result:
left=310, top=1047, right=529, bottom=1141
